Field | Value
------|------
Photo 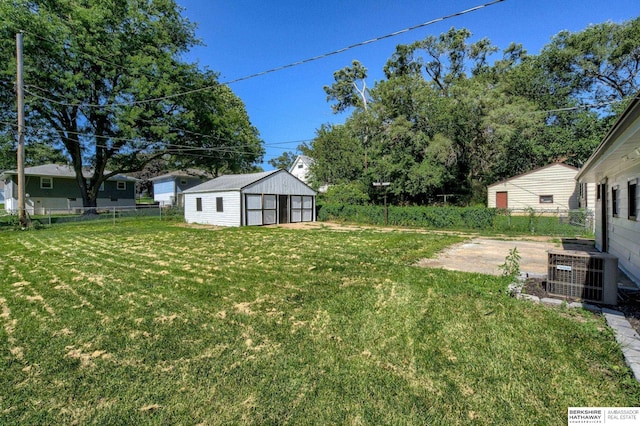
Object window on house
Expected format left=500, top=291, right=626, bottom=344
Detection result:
left=180, top=179, right=187, bottom=185
left=539, top=195, right=553, bottom=204
left=40, top=177, right=53, bottom=189
left=117, top=181, right=126, bottom=190
left=629, top=180, right=637, bottom=220
left=298, top=164, right=303, bottom=168
left=612, top=187, right=618, bottom=217
left=216, top=197, right=223, bottom=212
left=597, top=184, right=601, bottom=200
left=196, top=197, right=202, bottom=212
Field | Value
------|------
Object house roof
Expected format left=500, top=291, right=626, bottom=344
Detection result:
left=576, top=94, right=640, bottom=182
left=0, top=164, right=139, bottom=182
left=184, top=170, right=280, bottom=193
left=149, top=169, right=213, bottom=181
left=487, top=162, right=578, bottom=189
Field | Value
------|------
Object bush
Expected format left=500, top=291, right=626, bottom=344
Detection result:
left=320, top=182, right=370, bottom=205
left=318, top=204, right=496, bottom=230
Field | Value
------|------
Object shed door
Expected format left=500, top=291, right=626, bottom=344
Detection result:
left=496, top=192, right=508, bottom=209
left=279, top=195, right=289, bottom=224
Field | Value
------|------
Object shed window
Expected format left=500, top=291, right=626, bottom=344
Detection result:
left=117, top=181, right=126, bottom=190
left=216, top=197, right=223, bottom=212
left=196, top=197, right=202, bottom=212
left=40, top=177, right=53, bottom=189
left=539, top=195, right=553, bottom=204
left=298, top=164, right=303, bottom=169
left=612, top=187, right=618, bottom=217
left=629, top=180, right=637, bottom=220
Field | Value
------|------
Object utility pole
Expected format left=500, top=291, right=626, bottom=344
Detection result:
left=16, top=32, right=28, bottom=227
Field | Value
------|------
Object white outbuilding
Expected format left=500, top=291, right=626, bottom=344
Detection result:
left=487, top=163, right=595, bottom=211
left=183, top=169, right=316, bottom=227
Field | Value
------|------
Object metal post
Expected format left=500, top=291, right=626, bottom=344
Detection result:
left=16, top=32, right=27, bottom=227
left=373, top=181, right=391, bottom=226
left=383, top=192, right=388, bottom=226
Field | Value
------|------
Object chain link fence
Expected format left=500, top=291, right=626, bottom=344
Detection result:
left=495, top=208, right=595, bottom=235
left=2, top=205, right=185, bottom=227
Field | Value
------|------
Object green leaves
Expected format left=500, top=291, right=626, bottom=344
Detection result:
left=0, top=0, right=262, bottom=206
left=314, top=20, right=640, bottom=205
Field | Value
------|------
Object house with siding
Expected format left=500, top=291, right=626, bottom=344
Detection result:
left=487, top=163, right=595, bottom=211
left=150, top=170, right=212, bottom=207
left=576, top=95, right=640, bottom=285
left=289, top=155, right=314, bottom=184
left=1, top=164, right=138, bottom=214
left=183, top=169, right=316, bottom=227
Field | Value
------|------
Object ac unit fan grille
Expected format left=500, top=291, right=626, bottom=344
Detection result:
left=547, top=253, right=607, bottom=302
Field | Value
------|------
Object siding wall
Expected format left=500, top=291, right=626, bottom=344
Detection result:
left=184, top=191, right=241, bottom=227
left=595, top=160, right=640, bottom=283
left=487, top=164, right=581, bottom=210
left=244, top=171, right=315, bottom=196
left=3, top=176, right=136, bottom=214
left=153, top=179, right=175, bottom=205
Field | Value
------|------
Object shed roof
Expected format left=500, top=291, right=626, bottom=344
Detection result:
left=1, top=164, right=138, bottom=182
left=184, top=170, right=280, bottom=193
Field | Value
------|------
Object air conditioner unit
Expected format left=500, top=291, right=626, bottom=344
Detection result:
left=547, top=250, right=618, bottom=305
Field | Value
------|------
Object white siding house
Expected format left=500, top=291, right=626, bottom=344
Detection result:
left=289, top=155, right=314, bottom=184
left=150, top=170, right=211, bottom=207
left=576, top=95, right=640, bottom=285
left=183, top=169, right=316, bottom=227
left=487, top=163, right=594, bottom=211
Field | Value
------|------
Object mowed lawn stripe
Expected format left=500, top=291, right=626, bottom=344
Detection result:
left=1, top=220, right=639, bottom=425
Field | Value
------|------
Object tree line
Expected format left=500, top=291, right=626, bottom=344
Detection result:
left=275, top=20, right=640, bottom=206
left=0, top=0, right=263, bottom=210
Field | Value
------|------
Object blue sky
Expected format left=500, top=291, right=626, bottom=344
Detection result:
left=176, top=0, right=640, bottom=170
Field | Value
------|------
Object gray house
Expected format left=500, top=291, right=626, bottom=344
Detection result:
left=577, top=96, right=640, bottom=285
left=2, top=164, right=138, bottom=214
left=183, top=169, right=316, bottom=227
left=150, top=170, right=212, bottom=207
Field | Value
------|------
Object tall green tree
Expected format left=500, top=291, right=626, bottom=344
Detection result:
left=268, top=151, right=297, bottom=171
left=0, top=0, right=263, bottom=210
left=324, top=60, right=370, bottom=113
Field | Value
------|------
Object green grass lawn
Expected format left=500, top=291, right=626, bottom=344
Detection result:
left=1, top=220, right=638, bottom=424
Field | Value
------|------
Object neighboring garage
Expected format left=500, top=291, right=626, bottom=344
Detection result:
left=183, top=169, right=316, bottom=227
left=487, top=162, right=595, bottom=211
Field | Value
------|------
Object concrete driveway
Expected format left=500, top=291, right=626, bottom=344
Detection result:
left=415, top=237, right=596, bottom=276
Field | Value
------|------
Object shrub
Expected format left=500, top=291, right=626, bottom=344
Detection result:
left=318, top=204, right=497, bottom=230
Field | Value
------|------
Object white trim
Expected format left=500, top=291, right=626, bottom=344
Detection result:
left=40, top=177, right=53, bottom=189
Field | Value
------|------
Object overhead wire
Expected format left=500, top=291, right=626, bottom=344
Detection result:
left=16, top=0, right=507, bottom=109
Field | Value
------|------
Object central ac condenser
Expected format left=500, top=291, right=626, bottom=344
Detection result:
left=547, top=250, right=618, bottom=305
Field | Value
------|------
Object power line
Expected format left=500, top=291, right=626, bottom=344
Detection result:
left=18, top=0, right=507, bottom=109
